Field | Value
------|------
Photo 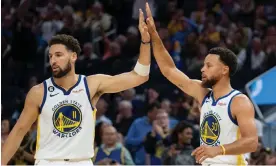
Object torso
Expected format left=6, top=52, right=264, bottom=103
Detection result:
left=34, top=75, right=97, bottom=160
left=200, top=89, right=247, bottom=165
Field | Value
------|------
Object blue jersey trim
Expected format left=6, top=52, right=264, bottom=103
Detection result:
left=51, top=75, right=81, bottom=95
left=39, top=81, right=47, bottom=114
left=228, top=92, right=242, bottom=126
left=84, top=76, right=94, bottom=110
left=201, top=91, right=212, bottom=106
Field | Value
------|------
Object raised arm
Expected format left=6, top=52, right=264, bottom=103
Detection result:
left=145, top=3, right=209, bottom=102
left=1, top=85, right=42, bottom=165
left=87, top=9, right=150, bottom=96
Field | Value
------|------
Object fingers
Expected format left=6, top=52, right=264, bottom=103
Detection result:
left=143, top=25, right=148, bottom=32
left=195, top=150, right=205, bottom=163
left=199, top=155, right=208, bottom=164
left=145, top=2, right=153, bottom=19
left=191, top=146, right=201, bottom=156
left=139, top=8, right=144, bottom=27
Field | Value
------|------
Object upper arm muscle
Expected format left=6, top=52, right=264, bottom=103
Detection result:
left=14, top=85, right=42, bottom=134
left=166, top=68, right=209, bottom=102
left=232, top=95, right=257, bottom=140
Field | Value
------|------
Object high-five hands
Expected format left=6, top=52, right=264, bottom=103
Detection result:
left=138, top=8, right=150, bottom=43
left=145, top=2, right=157, bottom=34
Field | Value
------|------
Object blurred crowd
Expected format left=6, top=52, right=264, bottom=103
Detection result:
left=1, top=0, right=276, bottom=165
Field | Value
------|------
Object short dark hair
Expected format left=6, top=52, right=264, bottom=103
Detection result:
left=208, top=47, right=238, bottom=76
left=49, top=34, right=81, bottom=56
left=146, top=101, right=161, bottom=114
left=171, top=121, right=193, bottom=143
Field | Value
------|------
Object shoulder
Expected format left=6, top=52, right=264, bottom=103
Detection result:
left=28, top=83, right=44, bottom=99
left=85, top=74, right=107, bottom=88
left=231, top=93, right=254, bottom=115
left=133, top=117, right=145, bottom=124
left=26, top=83, right=44, bottom=106
left=86, top=74, right=109, bottom=82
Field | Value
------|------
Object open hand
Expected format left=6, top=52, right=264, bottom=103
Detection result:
left=191, top=145, right=222, bottom=164
left=138, top=8, right=150, bottom=42
left=145, top=2, right=157, bottom=34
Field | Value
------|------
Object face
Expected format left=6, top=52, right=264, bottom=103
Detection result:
left=148, top=88, right=159, bottom=101
left=201, top=54, right=229, bottom=88
left=156, top=111, right=169, bottom=128
left=161, top=100, right=171, bottom=113
left=118, top=103, right=132, bottom=117
left=1, top=119, right=10, bottom=134
left=148, top=107, right=159, bottom=122
left=102, top=126, right=117, bottom=146
left=178, top=127, right=193, bottom=144
left=96, top=99, right=108, bottom=116
left=49, top=44, right=76, bottom=78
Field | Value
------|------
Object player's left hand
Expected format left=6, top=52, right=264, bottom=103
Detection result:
left=138, top=8, right=150, bottom=43
left=191, top=145, right=222, bottom=164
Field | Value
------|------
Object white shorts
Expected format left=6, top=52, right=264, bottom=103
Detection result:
left=35, top=159, right=93, bottom=165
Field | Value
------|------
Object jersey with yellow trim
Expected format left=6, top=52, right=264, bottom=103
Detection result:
left=200, top=89, right=247, bottom=165
left=35, top=75, right=97, bottom=160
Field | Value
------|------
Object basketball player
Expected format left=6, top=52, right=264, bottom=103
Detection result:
left=144, top=2, right=258, bottom=165
left=1, top=9, right=150, bottom=165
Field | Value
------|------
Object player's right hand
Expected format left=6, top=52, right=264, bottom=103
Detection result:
left=145, top=2, right=157, bottom=34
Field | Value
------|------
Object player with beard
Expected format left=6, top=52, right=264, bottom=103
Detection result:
left=2, top=9, right=151, bottom=165
left=144, top=2, right=257, bottom=165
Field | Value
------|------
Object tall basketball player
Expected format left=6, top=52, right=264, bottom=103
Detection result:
left=144, top=2, right=258, bottom=165
left=1, top=9, right=150, bottom=165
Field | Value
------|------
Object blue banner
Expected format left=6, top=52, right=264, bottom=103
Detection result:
left=246, top=66, right=276, bottom=105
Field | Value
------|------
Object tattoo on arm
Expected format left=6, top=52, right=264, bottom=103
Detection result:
left=178, top=84, right=184, bottom=88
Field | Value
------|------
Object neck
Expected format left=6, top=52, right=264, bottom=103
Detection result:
left=212, top=77, right=233, bottom=100
left=124, top=113, right=132, bottom=118
left=105, top=143, right=116, bottom=149
left=53, top=72, right=78, bottom=90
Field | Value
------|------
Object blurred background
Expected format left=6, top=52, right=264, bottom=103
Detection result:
left=1, top=0, right=276, bottom=165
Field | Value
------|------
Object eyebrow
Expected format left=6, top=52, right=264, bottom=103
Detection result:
left=49, top=51, right=64, bottom=56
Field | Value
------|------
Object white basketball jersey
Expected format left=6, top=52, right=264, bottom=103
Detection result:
left=35, top=75, right=97, bottom=160
left=200, top=89, right=247, bottom=165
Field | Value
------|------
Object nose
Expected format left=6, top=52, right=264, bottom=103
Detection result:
left=201, top=66, right=205, bottom=73
left=50, top=56, right=57, bottom=66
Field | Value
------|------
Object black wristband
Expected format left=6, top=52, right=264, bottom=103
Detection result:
left=141, top=40, right=151, bottom=44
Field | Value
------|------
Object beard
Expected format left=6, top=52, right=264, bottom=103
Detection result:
left=52, top=61, right=72, bottom=78
left=201, top=76, right=219, bottom=88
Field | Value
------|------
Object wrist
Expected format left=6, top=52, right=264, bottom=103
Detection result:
left=134, top=61, right=150, bottom=76
left=219, top=145, right=226, bottom=155
left=141, top=40, right=151, bottom=44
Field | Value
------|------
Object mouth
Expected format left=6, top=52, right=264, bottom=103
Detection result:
left=52, top=66, right=59, bottom=71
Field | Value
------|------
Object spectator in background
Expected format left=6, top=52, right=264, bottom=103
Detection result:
left=162, top=121, right=195, bottom=165
left=249, top=138, right=276, bottom=165
left=93, top=125, right=134, bottom=165
left=96, top=98, right=112, bottom=125
left=9, top=130, right=36, bottom=165
left=1, top=118, right=11, bottom=143
left=115, top=100, right=134, bottom=136
left=161, top=98, right=178, bottom=124
left=125, top=102, right=160, bottom=165
left=95, top=122, right=110, bottom=147
left=144, top=109, right=172, bottom=165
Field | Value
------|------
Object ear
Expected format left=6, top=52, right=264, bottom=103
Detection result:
left=222, top=65, right=229, bottom=76
left=71, top=52, right=77, bottom=62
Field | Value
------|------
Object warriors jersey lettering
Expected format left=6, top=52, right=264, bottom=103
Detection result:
left=35, top=75, right=97, bottom=160
left=200, top=90, right=247, bottom=165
